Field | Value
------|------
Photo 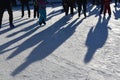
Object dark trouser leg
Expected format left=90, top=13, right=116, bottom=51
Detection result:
left=7, top=7, right=14, bottom=28
left=70, top=6, right=73, bottom=15
left=0, top=9, right=4, bottom=27
left=7, top=7, right=13, bottom=25
left=65, top=5, right=69, bottom=16
left=26, top=2, right=30, bottom=17
left=37, top=6, right=39, bottom=18
left=21, top=3, right=24, bottom=17
left=78, top=4, right=82, bottom=17
left=83, top=4, right=86, bottom=17
left=100, top=4, right=103, bottom=14
left=34, top=5, right=37, bottom=18
left=34, top=6, right=39, bottom=18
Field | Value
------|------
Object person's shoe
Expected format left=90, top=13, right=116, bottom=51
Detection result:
left=42, top=21, right=46, bottom=25
left=28, top=15, right=30, bottom=18
left=104, top=13, right=106, bottom=17
left=37, top=16, right=39, bottom=18
left=78, top=14, right=80, bottom=18
left=39, top=22, right=42, bottom=26
left=10, top=24, right=15, bottom=29
left=84, top=14, right=87, bottom=18
left=0, top=25, right=1, bottom=29
left=109, top=13, right=111, bottom=16
left=21, top=15, right=24, bottom=18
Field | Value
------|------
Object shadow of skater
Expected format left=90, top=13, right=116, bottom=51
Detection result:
left=84, top=16, right=111, bottom=63
left=113, top=7, right=120, bottom=19
left=11, top=17, right=84, bottom=76
left=0, top=22, right=39, bottom=55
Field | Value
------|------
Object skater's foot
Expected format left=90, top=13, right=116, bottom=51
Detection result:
left=21, top=15, right=24, bottom=18
left=42, top=21, right=46, bottom=25
left=78, top=14, right=80, bottom=18
left=39, top=22, right=42, bottom=26
left=10, top=24, right=15, bottom=29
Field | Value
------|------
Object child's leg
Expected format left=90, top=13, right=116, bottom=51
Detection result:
left=42, top=9, right=46, bottom=25
left=39, top=10, right=43, bottom=25
left=34, top=6, right=37, bottom=18
left=37, top=6, right=39, bottom=18
left=43, top=9, right=46, bottom=22
left=39, top=9, right=46, bottom=25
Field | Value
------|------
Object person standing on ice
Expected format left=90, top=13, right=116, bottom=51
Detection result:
left=76, top=0, right=87, bottom=18
left=19, top=0, right=31, bottom=18
left=33, top=0, right=39, bottom=18
left=0, top=0, right=15, bottom=29
left=63, top=0, right=76, bottom=16
left=38, top=0, right=48, bottom=26
left=103, top=0, right=111, bottom=16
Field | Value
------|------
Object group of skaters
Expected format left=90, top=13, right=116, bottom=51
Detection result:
left=62, top=0, right=87, bottom=18
left=0, top=0, right=120, bottom=29
left=0, top=0, right=48, bottom=29
left=62, top=0, right=115, bottom=18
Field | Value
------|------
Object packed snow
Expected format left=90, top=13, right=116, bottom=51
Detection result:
left=0, top=3, right=120, bottom=80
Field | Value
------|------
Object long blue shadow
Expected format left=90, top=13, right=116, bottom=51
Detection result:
left=113, top=7, right=120, bottom=20
left=11, top=16, right=84, bottom=76
left=84, top=16, right=111, bottom=63
left=0, top=22, right=39, bottom=54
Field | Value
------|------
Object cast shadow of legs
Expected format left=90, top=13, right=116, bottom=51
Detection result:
left=113, top=7, right=120, bottom=20
left=84, top=16, right=111, bottom=63
left=6, top=16, right=70, bottom=60
left=0, top=18, right=34, bottom=35
left=11, top=17, right=84, bottom=76
left=0, top=22, right=39, bottom=54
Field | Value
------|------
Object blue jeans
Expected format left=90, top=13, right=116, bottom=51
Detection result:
left=39, top=9, right=46, bottom=23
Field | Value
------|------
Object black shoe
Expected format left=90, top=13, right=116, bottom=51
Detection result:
left=10, top=24, right=15, bottom=29
left=28, top=15, right=30, bottom=18
left=84, top=14, right=86, bottom=18
left=42, top=21, right=46, bottom=25
left=78, top=14, right=80, bottom=18
left=109, top=13, right=111, bottom=16
left=39, top=22, right=42, bottom=26
left=21, top=15, right=24, bottom=18
left=0, top=25, right=1, bottom=29
left=37, top=16, right=39, bottom=18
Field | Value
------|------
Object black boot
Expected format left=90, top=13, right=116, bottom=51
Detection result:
left=39, top=22, right=42, bottom=26
left=10, top=24, right=15, bottom=29
left=42, top=19, right=46, bottom=25
left=28, top=15, right=30, bottom=18
left=21, top=15, right=24, bottom=18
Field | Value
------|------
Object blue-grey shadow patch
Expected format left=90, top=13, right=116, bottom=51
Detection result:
left=84, top=16, right=111, bottom=63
